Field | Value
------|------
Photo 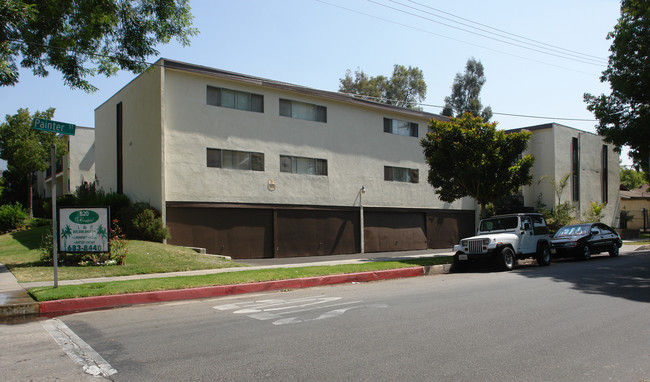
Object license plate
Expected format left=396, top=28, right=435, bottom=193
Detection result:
left=550, top=248, right=556, bottom=254
left=458, top=254, right=468, bottom=261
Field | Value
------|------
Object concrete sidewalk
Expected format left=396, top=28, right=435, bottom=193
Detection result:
left=0, top=248, right=454, bottom=319
left=2, top=244, right=647, bottom=319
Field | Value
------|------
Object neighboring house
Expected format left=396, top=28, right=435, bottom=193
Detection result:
left=620, top=185, right=650, bottom=230
left=94, top=59, right=476, bottom=259
left=508, top=123, right=620, bottom=227
left=36, top=126, right=95, bottom=198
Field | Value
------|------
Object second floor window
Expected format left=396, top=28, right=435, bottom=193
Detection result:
left=207, top=148, right=264, bottom=171
left=280, top=155, right=328, bottom=176
left=279, top=99, right=327, bottom=122
left=384, top=166, right=419, bottom=183
left=207, top=86, right=264, bottom=113
left=384, top=118, right=418, bottom=137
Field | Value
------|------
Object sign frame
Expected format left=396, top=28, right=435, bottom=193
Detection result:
left=31, top=118, right=76, bottom=136
left=58, top=206, right=111, bottom=253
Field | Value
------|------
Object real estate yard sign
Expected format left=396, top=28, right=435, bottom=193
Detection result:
left=59, top=207, right=110, bottom=253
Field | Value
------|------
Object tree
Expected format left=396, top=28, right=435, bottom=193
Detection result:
left=442, top=58, right=493, bottom=121
left=339, top=65, right=427, bottom=109
left=1, top=0, right=197, bottom=92
left=584, top=0, right=650, bottom=178
left=420, top=113, right=534, bottom=212
left=0, top=108, right=67, bottom=215
left=620, top=167, right=646, bottom=190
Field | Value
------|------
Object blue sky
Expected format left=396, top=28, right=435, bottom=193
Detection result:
left=0, top=0, right=626, bottom=170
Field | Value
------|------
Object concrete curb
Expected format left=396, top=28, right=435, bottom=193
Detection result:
left=0, top=301, right=40, bottom=318
left=40, top=266, right=441, bottom=315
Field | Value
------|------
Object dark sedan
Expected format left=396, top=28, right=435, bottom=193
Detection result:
left=550, top=223, right=622, bottom=260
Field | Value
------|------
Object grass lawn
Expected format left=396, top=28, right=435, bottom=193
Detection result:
left=2, top=225, right=453, bottom=302
left=0, top=226, right=243, bottom=283
left=28, top=257, right=452, bottom=301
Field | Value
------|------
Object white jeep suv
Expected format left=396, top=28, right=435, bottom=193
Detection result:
left=453, top=213, right=552, bottom=271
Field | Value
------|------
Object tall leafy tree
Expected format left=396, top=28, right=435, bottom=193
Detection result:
left=339, top=65, right=427, bottom=109
left=620, top=167, right=646, bottom=190
left=442, top=58, right=493, bottom=121
left=0, top=0, right=197, bottom=92
left=420, top=113, right=534, bottom=212
left=0, top=108, right=67, bottom=215
left=584, top=0, right=650, bottom=179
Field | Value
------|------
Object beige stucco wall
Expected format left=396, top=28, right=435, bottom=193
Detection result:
left=620, top=198, right=650, bottom=229
left=161, top=68, right=473, bottom=211
left=521, top=128, right=555, bottom=208
left=64, top=126, right=95, bottom=192
left=520, top=124, right=620, bottom=226
left=94, top=66, right=164, bottom=210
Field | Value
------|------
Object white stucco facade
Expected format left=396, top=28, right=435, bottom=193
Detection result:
left=95, top=59, right=474, bottom=214
left=37, top=126, right=95, bottom=198
left=514, top=123, right=620, bottom=226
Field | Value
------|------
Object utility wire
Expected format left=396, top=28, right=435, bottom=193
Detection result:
left=369, top=0, right=605, bottom=67
left=315, top=0, right=600, bottom=76
left=403, top=0, right=607, bottom=64
left=340, top=92, right=596, bottom=122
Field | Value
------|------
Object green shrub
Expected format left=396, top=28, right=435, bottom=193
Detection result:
left=0, top=203, right=28, bottom=232
left=582, top=202, right=606, bottom=223
left=130, top=208, right=171, bottom=242
left=46, top=181, right=171, bottom=243
left=25, top=217, right=51, bottom=229
left=38, top=226, right=84, bottom=265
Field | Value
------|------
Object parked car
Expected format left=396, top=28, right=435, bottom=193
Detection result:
left=550, top=223, right=622, bottom=260
left=453, top=213, right=552, bottom=271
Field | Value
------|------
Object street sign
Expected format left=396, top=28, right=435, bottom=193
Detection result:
left=31, top=118, right=76, bottom=135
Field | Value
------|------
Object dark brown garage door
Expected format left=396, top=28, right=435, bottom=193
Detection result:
left=166, top=206, right=273, bottom=259
left=275, top=209, right=358, bottom=258
left=364, top=211, right=427, bottom=253
left=426, top=210, right=475, bottom=249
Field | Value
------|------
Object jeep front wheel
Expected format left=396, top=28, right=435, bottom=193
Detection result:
left=499, top=247, right=515, bottom=271
left=536, top=244, right=551, bottom=266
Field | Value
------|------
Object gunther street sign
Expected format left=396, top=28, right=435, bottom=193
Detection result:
left=31, top=118, right=76, bottom=135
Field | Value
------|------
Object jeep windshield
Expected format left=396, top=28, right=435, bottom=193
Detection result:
left=479, top=216, right=519, bottom=232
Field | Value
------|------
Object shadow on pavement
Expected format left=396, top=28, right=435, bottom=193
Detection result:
left=520, top=251, right=650, bottom=303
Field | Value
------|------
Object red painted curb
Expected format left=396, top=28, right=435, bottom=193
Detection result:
left=39, top=267, right=424, bottom=314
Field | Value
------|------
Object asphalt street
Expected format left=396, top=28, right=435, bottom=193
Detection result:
left=8, top=250, right=647, bottom=382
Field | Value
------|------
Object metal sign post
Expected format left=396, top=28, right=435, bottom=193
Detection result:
left=32, top=118, right=75, bottom=289
left=51, top=142, right=58, bottom=288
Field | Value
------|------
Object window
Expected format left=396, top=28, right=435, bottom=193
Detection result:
left=206, top=86, right=264, bottom=113
left=572, top=137, right=580, bottom=201
left=206, top=148, right=264, bottom=171
left=384, top=166, right=419, bottom=183
left=602, top=144, right=608, bottom=203
left=279, top=99, right=327, bottom=122
left=116, top=102, right=123, bottom=194
left=384, top=118, right=418, bottom=137
left=280, top=155, right=327, bottom=175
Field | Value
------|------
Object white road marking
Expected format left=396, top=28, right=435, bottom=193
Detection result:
left=42, top=318, right=117, bottom=378
left=213, top=296, right=387, bottom=325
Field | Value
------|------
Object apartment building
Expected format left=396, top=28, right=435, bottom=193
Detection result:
left=509, top=123, right=620, bottom=226
left=36, top=126, right=95, bottom=198
left=94, top=59, right=475, bottom=258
